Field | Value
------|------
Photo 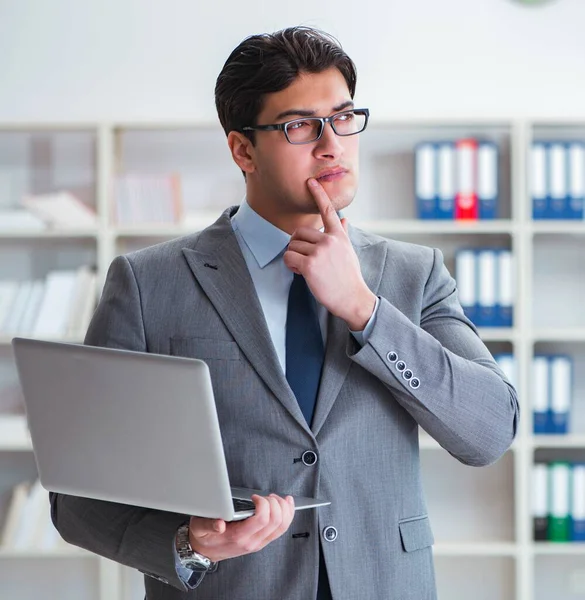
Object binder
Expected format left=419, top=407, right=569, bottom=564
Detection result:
left=549, top=355, right=572, bottom=434
left=437, top=142, right=456, bottom=219
left=415, top=143, right=438, bottom=219
left=549, top=461, right=571, bottom=542
left=571, top=463, right=585, bottom=542
left=532, top=142, right=548, bottom=219
left=455, top=249, right=477, bottom=324
left=494, top=353, right=515, bottom=387
left=549, top=142, right=568, bottom=219
left=533, top=355, right=550, bottom=434
left=477, top=142, right=498, bottom=219
left=477, top=249, right=497, bottom=327
left=455, top=139, right=478, bottom=220
left=567, top=142, right=585, bottom=219
left=496, top=249, right=513, bottom=327
left=533, top=462, right=549, bottom=541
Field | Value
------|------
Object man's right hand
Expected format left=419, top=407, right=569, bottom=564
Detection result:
left=188, top=494, right=295, bottom=563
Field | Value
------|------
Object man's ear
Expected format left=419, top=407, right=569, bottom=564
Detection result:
left=227, top=131, right=256, bottom=175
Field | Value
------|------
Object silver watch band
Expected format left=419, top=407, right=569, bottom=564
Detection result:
left=176, top=523, right=216, bottom=573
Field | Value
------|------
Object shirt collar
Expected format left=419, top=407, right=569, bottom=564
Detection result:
left=232, top=198, right=291, bottom=268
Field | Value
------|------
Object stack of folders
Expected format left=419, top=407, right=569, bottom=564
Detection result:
left=532, top=141, right=585, bottom=219
left=0, top=266, right=97, bottom=340
left=455, top=248, right=513, bottom=327
left=0, top=480, right=69, bottom=552
left=415, top=139, right=498, bottom=220
left=533, top=462, right=585, bottom=542
left=113, top=173, right=184, bottom=226
left=533, top=355, right=573, bottom=435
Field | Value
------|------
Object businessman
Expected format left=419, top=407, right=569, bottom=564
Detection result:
left=50, top=26, right=519, bottom=599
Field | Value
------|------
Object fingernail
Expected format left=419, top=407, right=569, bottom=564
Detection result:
left=308, top=178, right=318, bottom=187
left=287, top=496, right=294, bottom=504
left=214, top=521, right=222, bottom=532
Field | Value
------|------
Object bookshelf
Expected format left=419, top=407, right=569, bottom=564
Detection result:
left=0, top=119, right=584, bottom=600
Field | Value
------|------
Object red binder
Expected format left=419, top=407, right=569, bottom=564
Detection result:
left=455, top=139, right=478, bottom=220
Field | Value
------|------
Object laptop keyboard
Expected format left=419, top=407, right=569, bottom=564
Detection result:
left=232, top=498, right=256, bottom=513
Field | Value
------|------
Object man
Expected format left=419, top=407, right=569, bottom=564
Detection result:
left=50, top=26, right=519, bottom=600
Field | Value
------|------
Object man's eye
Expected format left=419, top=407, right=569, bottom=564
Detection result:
left=289, top=120, right=311, bottom=130
left=336, top=112, right=354, bottom=122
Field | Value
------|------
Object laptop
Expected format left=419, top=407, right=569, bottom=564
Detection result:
left=11, top=337, right=330, bottom=522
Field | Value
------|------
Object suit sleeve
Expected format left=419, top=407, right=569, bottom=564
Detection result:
left=348, top=247, right=519, bottom=467
left=49, top=255, right=194, bottom=592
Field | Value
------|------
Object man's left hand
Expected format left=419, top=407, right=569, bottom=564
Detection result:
left=283, top=178, right=377, bottom=331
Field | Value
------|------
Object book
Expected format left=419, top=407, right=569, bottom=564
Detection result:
left=21, top=191, right=98, bottom=229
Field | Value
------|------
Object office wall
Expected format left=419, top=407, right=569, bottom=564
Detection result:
left=0, top=0, right=584, bottom=122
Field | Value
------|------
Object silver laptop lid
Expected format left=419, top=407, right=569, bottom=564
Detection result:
left=12, top=337, right=237, bottom=521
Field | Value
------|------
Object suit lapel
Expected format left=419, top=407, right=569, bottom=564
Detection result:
left=182, top=207, right=311, bottom=435
left=311, top=231, right=388, bottom=436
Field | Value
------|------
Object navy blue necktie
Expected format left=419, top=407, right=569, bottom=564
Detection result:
left=285, top=274, right=324, bottom=425
left=285, top=274, right=332, bottom=600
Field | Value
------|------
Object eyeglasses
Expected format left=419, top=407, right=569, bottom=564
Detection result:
left=242, top=108, right=370, bottom=145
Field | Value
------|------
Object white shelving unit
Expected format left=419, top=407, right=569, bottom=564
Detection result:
left=0, top=119, right=584, bottom=599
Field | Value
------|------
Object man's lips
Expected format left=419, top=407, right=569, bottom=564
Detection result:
left=315, top=169, right=348, bottom=182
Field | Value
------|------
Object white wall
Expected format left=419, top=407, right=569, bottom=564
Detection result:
left=0, top=0, right=584, bottom=122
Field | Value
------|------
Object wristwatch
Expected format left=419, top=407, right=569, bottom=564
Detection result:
left=175, top=523, right=216, bottom=573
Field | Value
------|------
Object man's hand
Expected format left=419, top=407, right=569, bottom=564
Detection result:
left=283, top=178, right=377, bottom=331
left=188, top=494, right=295, bottom=563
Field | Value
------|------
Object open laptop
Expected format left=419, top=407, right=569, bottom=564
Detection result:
left=11, top=337, right=330, bottom=522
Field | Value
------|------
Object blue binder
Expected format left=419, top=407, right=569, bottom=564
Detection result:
left=548, top=142, right=569, bottom=219
left=436, top=142, right=456, bottom=220
left=455, top=249, right=478, bottom=324
left=477, top=141, right=498, bottom=219
left=549, top=355, right=572, bottom=435
left=532, top=355, right=550, bottom=434
left=495, top=249, right=513, bottom=327
left=571, top=463, right=585, bottom=542
left=532, top=142, right=548, bottom=220
left=415, top=143, right=438, bottom=219
left=567, top=142, right=585, bottom=219
left=477, top=249, right=498, bottom=327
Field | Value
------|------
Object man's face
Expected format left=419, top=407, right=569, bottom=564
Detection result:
left=245, top=68, right=360, bottom=226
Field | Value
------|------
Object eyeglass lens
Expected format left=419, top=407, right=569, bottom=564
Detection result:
left=285, top=110, right=366, bottom=144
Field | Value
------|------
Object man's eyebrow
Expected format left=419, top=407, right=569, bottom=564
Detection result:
left=273, top=100, right=354, bottom=121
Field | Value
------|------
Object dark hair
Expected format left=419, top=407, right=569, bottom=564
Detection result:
left=215, top=26, right=357, bottom=143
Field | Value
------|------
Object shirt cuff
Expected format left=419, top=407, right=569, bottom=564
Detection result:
left=349, top=296, right=380, bottom=346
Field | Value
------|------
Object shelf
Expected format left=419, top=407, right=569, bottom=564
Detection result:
left=0, top=229, right=99, bottom=240
left=532, top=543, right=585, bottom=555
left=531, top=222, right=585, bottom=235
left=531, top=435, right=585, bottom=448
left=0, top=415, right=32, bottom=451
left=433, top=542, right=517, bottom=557
left=532, top=329, right=585, bottom=342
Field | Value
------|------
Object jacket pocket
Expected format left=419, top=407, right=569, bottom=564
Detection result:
left=169, top=337, right=241, bottom=360
left=398, top=514, right=434, bottom=552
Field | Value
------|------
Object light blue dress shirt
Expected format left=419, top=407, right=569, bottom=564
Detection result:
left=174, top=199, right=380, bottom=587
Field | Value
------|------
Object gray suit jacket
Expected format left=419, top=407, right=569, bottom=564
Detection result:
left=50, top=206, right=519, bottom=600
